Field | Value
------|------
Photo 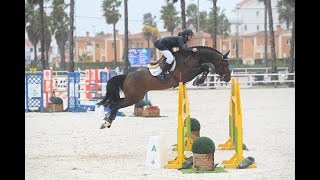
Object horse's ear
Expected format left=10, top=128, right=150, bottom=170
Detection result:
left=223, top=50, right=230, bottom=60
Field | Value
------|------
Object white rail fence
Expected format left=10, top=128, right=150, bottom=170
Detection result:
left=187, top=72, right=295, bottom=89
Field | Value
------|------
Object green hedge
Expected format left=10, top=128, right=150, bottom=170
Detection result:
left=25, top=61, right=126, bottom=71
left=192, top=136, right=215, bottom=154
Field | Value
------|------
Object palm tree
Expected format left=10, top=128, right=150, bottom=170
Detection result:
left=102, top=0, right=122, bottom=68
left=27, top=0, right=46, bottom=70
left=277, top=0, right=294, bottom=29
left=278, top=0, right=295, bottom=86
left=69, top=0, right=75, bottom=72
left=169, top=0, right=186, bottom=29
left=210, top=0, right=218, bottom=49
left=44, top=14, right=52, bottom=69
left=123, top=0, right=129, bottom=74
left=151, top=28, right=160, bottom=61
left=143, top=13, right=157, bottom=27
left=186, top=4, right=208, bottom=32
left=51, top=0, right=70, bottom=71
left=266, top=0, right=277, bottom=76
left=142, top=25, right=153, bottom=48
left=258, top=0, right=268, bottom=67
left=96, top=31, right=105, bottom=36
left=160, top=2, right=181, bottom=35
left=25, top=3, right=41, bottom=64
left=217, top=9, right=230, bottom=54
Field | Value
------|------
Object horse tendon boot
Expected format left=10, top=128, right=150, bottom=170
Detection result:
left=159, top=62, right=172, bottom=83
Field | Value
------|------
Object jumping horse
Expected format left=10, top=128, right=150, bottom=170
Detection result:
left=97, top=46, right=231, bottom=129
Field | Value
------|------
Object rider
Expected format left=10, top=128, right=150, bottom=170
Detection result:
left=154, top=28, right=198, bottom=83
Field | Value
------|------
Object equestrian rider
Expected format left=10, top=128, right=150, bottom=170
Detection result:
left=154, top=28, right=198, bottom=83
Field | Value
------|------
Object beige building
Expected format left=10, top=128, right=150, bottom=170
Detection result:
left=75, top=26, right=293, bottom=65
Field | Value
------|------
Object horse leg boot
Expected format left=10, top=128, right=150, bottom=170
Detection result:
left=159, top=62, right=172, bottom=83
left=100, top=109, right=117, bottom=129
left=100, top=102, right=122, bottom=129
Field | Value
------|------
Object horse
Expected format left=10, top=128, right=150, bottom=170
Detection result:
left=97, top=46, right=231, bottom=129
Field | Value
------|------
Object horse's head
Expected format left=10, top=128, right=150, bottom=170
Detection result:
left=215, top=50, right=231, bottom=82
left=193, top=46, right=231, bottom=82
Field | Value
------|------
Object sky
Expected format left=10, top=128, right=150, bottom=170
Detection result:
left=74, top=0, right=240, bottom=37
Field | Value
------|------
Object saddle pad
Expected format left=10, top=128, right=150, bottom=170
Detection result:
left=148, top=60, right=176, bottom=76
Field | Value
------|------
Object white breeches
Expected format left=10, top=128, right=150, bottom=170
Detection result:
left=161, top=50, right=174, bottom=64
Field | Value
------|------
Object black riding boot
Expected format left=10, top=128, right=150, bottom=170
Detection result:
left=159, top=62, right=172, bottom=83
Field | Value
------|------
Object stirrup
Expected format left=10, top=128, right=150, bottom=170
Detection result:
left=159, top=73, right=166, bottom=83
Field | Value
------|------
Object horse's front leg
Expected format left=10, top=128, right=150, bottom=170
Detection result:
left=191, top=64, right=210, bottom=86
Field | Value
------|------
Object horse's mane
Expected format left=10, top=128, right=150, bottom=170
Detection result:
left=189, top=46, right=222, bottom=54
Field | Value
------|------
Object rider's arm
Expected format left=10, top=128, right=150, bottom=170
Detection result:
left=177, top=37, right=197, bottom=53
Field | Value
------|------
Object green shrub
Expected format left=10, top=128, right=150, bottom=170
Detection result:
left=134, top=100, right=152, bottom=108
left=190, top=118, right=201, bottom=131
left=192, top=136, right=215, bottom=154
left=49, top=97, right=63, bottom=104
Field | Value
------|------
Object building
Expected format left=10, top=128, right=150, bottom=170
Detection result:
left=230, top=0, right=290, bottom=35
left=25, top=39, right=41, bottom=62
left=75, top=25, right=293, bottom=66
left=25, top=38, right=59, bottom=67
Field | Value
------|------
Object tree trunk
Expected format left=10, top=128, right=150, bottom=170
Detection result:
left=33, top=44, right=38, bottom=66
left=40, top=0, right=45, bottom=70
left=45, top=49, right=49, bottom=68
left=267, top=0, right=277, bottom=77
left=212, top=0, right=217, bottom=48
left=264, top=1, right=268, bottom=68
left=287, top=19, right=295, bottom=87
left=69, top=0, right=75, bottom=72
left=124, top=0, right=129, bottom=74
left=61, top=45, right=66, bottom=70
left=113, top=23, right=118, bottom=68
left=181, top=0, right=186, bottom=29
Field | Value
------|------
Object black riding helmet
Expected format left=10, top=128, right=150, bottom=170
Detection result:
left=182, top=28, right=194, bottom=36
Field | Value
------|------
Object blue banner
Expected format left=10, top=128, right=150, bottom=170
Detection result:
left=128, top=48, right=152, bottom=67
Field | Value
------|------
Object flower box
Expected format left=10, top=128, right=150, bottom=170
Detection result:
left=134, top=108, right=143, bottom=116
left=193, top=153, right=214, bottom=170
left=47, top=103, right=64, bottom=112
left=142, top=108, right=160, bottom=117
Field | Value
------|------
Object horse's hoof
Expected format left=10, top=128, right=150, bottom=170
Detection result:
left=100, top=121, right=111, bottom=129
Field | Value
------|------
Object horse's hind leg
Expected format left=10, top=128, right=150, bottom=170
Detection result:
left=100, top=96, right=143, bottom=129
left=100, top=100, right=122, bottom=129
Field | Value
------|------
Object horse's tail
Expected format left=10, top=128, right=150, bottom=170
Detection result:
left=96, top=74, right=127, bottom=108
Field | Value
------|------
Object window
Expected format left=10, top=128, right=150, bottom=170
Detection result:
left=287, top=39, right=291, bottom=45
left=257, top=25, right=260, bottom=31
left=30, top=48, right=33, bottom=52
left=95, top=44, right=99, bottom=48
left=232, top=44, right=236, bottom=50
left=244, top=25, right=247, bottom=31
left=38, top=48, right=41, bottom=52
left=256, top=11, right=259, bottom=16
left=141, top=42, right=143, bottom=47
left=223, top=44, right=226, bottom=51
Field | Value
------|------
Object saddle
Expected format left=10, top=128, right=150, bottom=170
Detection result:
left=147, top=56, right=173, bottom=70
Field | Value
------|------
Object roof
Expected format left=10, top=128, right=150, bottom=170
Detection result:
left=25, top=39, right=40, bottom=47
left=236, top=0, right=252, bottom=8
left=242, top=28, right=292, bottom=37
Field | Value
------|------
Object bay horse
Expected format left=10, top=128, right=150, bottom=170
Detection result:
left=97, top=46, right=231, bottom=129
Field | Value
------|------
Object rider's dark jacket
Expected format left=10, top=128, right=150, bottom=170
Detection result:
left=154, top=36, right=191, bottom=53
